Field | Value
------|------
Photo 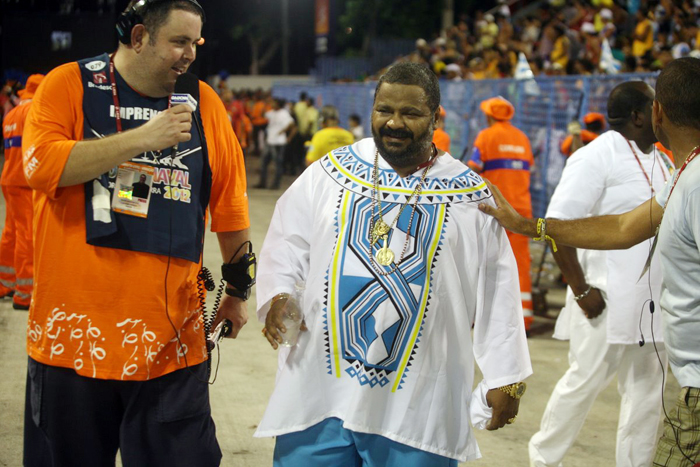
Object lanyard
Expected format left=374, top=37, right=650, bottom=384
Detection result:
left=624, top=137, right=667, bottom=194
left=109, top=54, right=123, bottom=133
left=666, top=145, right=700, bottom=204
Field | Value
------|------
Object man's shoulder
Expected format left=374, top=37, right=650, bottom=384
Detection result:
left=569, top=130, right=617, bottom=161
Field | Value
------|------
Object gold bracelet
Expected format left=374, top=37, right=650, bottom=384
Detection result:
left=270, top=292, right=291, bottom=307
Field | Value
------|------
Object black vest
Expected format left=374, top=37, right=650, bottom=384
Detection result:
left=79, top=53, right=212, bottom=263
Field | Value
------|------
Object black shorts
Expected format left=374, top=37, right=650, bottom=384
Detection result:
left=24, top=357, right=221, bottom=467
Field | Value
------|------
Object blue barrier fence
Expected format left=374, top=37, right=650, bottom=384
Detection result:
left=313, top=39, right=416, bottom=82
left=273, top=73, right=657, bottom=217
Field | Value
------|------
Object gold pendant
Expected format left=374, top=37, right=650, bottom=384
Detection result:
left=371, top=219, right=391, bottom=245
left=375, top=235, right=395, bottom=266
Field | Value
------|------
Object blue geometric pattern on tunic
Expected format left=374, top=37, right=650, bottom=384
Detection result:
left=321, top=145, right=492, bottom=205
left=333, top=194, right=441, bottom=386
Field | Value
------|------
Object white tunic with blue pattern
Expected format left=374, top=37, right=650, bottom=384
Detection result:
left=254, top=138, right=532, bottom=462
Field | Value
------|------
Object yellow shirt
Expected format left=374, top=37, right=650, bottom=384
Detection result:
left=633, top=19, right=653, bottom=57
left=306, top=127, right=355, bottom=164
left=552, top=35, right=570, bottom=68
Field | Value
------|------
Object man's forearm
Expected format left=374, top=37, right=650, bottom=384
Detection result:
left=58, top=104, right=193, bottom=187
left=217, top=229, right=251, bottom=264
left=58, top=129, right=148, bottom=187
left=551, top=245, right=588, bottom=295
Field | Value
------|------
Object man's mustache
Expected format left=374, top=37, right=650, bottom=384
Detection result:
left=380, top=127, right=413, bottom=139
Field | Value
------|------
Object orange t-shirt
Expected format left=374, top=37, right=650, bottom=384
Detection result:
left=251, top=100, right=270, bottom=126
left=560, top=129, right=599, bottom=157
left=470, top=121, right=533, bottom=215
left=22, top=61, right=249, bottom=381
left=432, top=127, right=451, bottom=153
left=2, top=100, right=33, bottom=186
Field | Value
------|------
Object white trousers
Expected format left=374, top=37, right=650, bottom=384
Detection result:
left=529, top=303, right=667, bottom=467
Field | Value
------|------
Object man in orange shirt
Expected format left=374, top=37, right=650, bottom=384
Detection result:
left=560, top=112, right=606, bottom=157
left=250, top=90, right=271, bottom=155
left=0, top=74, right=43, bottom=310
left=21, top=1, right=251, bottom=465
left=469, top=97, right=535, bottom=331
left=432, top=105, right=451, bottom=153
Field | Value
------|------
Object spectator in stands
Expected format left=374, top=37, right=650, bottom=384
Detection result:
left=580, top=22, right=601, bottom=67
left=598, top=8, right=617, bottom=42
left=348, top=114, right=364, bottom=141
left=632, top=8, right=654, bottom=58
left=445, top=63, right=463, bottom=80
left=551, top=24, right=571, bottom=69
left=305, top=105, right=354, bottom=166
left=480, top=14, right=499, bottom=49
left=414, top=38, right=432, bottom=64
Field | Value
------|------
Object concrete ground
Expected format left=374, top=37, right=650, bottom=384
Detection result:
left=0, top=157, right=679, bottom=467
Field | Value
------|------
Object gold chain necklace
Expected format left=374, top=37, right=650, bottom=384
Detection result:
left=368, top=147, right=435, bottom=275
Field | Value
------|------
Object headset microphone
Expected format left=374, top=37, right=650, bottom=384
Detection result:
left=169, top=72, right=199, bottom=154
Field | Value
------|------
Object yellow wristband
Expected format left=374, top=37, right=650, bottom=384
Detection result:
left=534, top=218, right=558, bottom=253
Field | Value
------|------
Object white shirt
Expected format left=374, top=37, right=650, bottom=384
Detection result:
left=254, top=138, right=532, bottom=462
left=656, top=157, right=700, bottom=387
left=546, top=131, right=670, bottom=344
left=350, top=125, right=364, bottom=142
left=265, top=108, right=294, bottom=146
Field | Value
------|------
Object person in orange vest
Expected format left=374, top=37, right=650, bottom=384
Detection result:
left=560, top=112, right=606, bottom=157
left=432, top=105, right=451, bottom=153
left=0, top=74, right=44, bottom=310
left=468, top=96, right=535, bottom=332
left=250, top=90, right=271, bottom=155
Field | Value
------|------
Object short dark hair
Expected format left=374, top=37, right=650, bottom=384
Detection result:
left=349, top=114, right=361, bottom=124
left=586, top=120, right=604, bottom=133
left=374, top=62, right=440, bottom=113
left=125, top=0, right=204, bottom=42
left=606, top=81, right=653, bottom=127
left=656, top=57, right=700, bottom=130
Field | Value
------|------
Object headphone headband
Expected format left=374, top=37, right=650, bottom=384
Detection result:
left=116, top=0, right=205, bottom=45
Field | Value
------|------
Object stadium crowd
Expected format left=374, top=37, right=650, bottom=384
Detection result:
left=393, top=0, right=700, bottom=79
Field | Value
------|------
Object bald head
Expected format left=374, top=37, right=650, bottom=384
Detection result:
left=607, top=81, right=654, bottom=129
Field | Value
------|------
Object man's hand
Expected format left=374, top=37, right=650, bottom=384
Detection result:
left=485, top=388, right=520, bottom=431
left=134, top=104, right=193, bottom=153
left=577, top=287, right=605, bottom=319
left=478, top=180, right=536, bottom=237
left=263, top=297, right=307, bottom=350
left=213, top=294, right=248, bottom=339
left=567, top=120, right=582, bottom=136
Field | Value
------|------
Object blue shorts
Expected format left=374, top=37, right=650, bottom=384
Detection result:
left=273, top=417, right=459, bottom=467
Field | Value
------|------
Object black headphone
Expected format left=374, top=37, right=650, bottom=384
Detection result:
left=116, top=0, right=206, bottom=45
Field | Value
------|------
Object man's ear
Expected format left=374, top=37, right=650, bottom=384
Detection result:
left=652, top=100, right=663, bottom=126
left=131, top=24, right=148, bottom=52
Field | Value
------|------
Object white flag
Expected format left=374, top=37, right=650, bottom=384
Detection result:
left=515, top=52, right=540, bottom=96
left=600, top=38, right=621, bottom=75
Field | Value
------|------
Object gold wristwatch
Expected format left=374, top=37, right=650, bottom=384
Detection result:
left=498, top=382, right=527, bottom=399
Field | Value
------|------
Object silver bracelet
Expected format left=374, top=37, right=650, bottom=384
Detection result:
left=574, top=285, right=593, bottom=301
